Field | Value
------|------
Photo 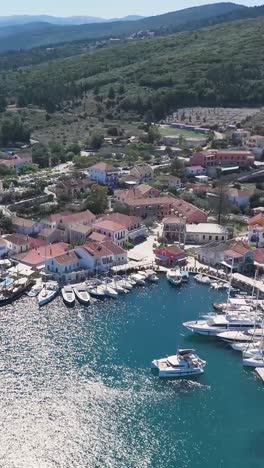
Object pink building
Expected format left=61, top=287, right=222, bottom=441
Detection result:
left=191, top=150, right=254, bottom=168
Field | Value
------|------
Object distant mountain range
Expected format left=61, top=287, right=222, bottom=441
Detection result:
left=0, top=14, right=145, bottom=27
left=0, top=3, right=264, bottom=52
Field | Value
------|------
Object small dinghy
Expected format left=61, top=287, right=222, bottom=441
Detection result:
left=38, top=281, right=59, bottom=307
left=74, top=285, right=90, bottom=306
left=62, top=285, right=75, bottom=307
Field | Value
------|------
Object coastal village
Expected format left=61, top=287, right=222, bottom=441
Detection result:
left=0, top=115, right=263, bottom=301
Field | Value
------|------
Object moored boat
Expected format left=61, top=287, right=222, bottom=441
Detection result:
left=62, top=285, right=75, bottom=307
left=151, top=349, right=206, bottom=379
left=145, top=270, right=159, bottom=283
left=74, top=285, right=90, bottom=306
left=194, top=274, right=211, bottom=284
left=166, top=269, right=182, bottom=286
left=130, top=273, right=146, bottom=286
left=38, top=281, right=59, bottom=307
left=183, top=313, right=262, bottom=337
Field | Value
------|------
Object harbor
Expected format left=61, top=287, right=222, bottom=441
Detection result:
left=0, top=275, right=263, bottom=467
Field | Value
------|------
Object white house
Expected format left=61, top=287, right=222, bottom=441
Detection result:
left=12, top=217, right=44, bottom=236
left=46, top=251, right=87, bottom=283
left=89, top=162, right=118, bottom=187
left=185, top=166, right=206, bottom=177
left=130, top=164, right=153, bottom=183
left=4, top=234, right=30, bottom=254
left=93, top=219, right=128, bottom=247
left=76, top=241, right=127, bottom=274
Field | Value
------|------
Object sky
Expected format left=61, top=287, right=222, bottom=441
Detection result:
left=1, top=0, right=263, bottom=18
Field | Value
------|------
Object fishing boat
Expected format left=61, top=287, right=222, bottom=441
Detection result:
left=130, top=273, right=146, bottom=286
left=38, top=281, right=59, bottom=307
left=194, top=274, right=211, bottom=284
left=62, top=285, right=75, bottom=307
left=166, top=269, right=182, bottom=286
left=74, top=285, right=90, bottom=306
left=145, top=270, right=159, bottom=283
left=183, top=312, right=262, bottom=336
left=105, top=278, right=127, bottom=293
left=151, top=349, right=206, bottom=379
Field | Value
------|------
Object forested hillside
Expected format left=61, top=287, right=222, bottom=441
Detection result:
left=0, top=3, right=249, bottom=51
left=0, top=16, right=264, bottom=120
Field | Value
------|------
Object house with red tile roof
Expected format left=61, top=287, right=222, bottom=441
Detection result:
left=4, top=233, right=30, bottom=255
left=13, top=242, right=69, bottom=269
left=93, top=219, right=128, bottom=247
left=248, top=213, right=264, bottom=247
left=66, top=223, right=93, bottom=245
left=99, top=212, right=147, bottom=242
left=116, top=184, right=160, bottom=202
left=172, top=198, right=208, bottom=224
left=89, top=162, right=118, bottom=187
left=254, top=248, right=264, bottom=270
left=44, top=210, right=96, bottom=230
left=76, top=240, right=127, bottom=274
left=155, top=245, right=186, bottom=267
left=123, top=196, right=175, bottom=219
left=191, top=150, right=254, bottom=168
left=196, top=241, right=254, bottom=273
left=46, top=250, right=86, bottom=283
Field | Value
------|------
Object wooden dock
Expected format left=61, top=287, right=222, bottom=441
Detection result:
left=255, top=368, right=264, bottom=382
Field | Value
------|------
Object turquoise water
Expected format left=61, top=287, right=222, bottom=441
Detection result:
left=0, top=276, right=263, bottom=467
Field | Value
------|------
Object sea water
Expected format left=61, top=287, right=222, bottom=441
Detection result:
left=0, top=277, right=263, bottom=468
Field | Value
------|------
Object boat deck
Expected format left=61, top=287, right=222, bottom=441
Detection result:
left=255, top=367, right=264, bottom=382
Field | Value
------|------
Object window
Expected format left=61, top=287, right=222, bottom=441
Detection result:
left=209, top=236, right=212, bottom=240
left=215, top=236, right=218, bottom=240
left=203, top=235, right=206, bottom=240
left=222, top=236, right=225, bottom=240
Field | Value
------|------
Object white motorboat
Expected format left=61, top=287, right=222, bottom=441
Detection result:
left=130, top=273, right=146, bottom=286
left=99, top=284, right=118, bottom=298
left=145, top=270, right=159, bottom=283
left=166, top=269, right=182, bottom=286
left=211, top=281, right=229, bottom=290
left=183, top=313, right=262, bottom=337
left=106, top=278, right=127, bottom=293
left=243, top=355, right=264, bottom=367
left=88, top=285, right=106, bottom=298
left=243, top=347, right=264, bottom=359
left=38, top=281, right=59, bottom=307
left=74, top=285, right=90, bottom=306
left=62, top=285, right=75, bottom=307
left=27, top=279, right=43, bottom=297
left=194, top=274, right=211, bottom=284
left=217, top=327, right=264, bottom=343
left=113, top=276, right=133, bottom=290
left=151, top=349, right=206, bottom=379
left=231, top=341, right=262, bottom=352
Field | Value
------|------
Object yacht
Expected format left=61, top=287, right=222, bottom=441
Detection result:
left=211, top=281, right=229, bottom=290
left=88, top=285, right=105, bottom=298
left=166, top=269, right=182, bottom=286
left=105, top=278, right=127, bottom=293
left=231, top=340, right=262, bottom=352
left=145, top=270, right=159, bottom=283
left=74, top=285, right=90, bottom=306
left=217, top=327, right=264, bottom=343
left=38, top=281, right=59, bottom=307
left=62, top=285, right=75, bottom=307
left=130, top=273, right=146, bottom=286
left=183, top=313, right=261, bottom=336
left=151, top=349, right=206, bottom=379
left=194, top=274, right=211, bottom=284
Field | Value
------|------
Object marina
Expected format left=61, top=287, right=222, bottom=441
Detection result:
left=0, top=275, right=263, bottom=467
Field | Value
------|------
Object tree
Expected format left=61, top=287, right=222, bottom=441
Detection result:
left=108, top=87, right=115, bottom=100
left=89, top=132, right=104, bottom=150
left=147, top=124, right=161, bottom=144
left=0, top=95, right=6, bottom=113
left=0, top=212, right=13, bottom=233
left=0, top=116, right=30, bottom=146
left=113, top=202, right=130, bottom=215
left=107, top=127, right=119, bottom=137
left=85, top=184, right=108, bottom=214
left=32, top=143, right=50, bottom=168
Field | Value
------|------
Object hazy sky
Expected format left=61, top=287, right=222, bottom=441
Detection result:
left=1, top=1, right=263, bottom=18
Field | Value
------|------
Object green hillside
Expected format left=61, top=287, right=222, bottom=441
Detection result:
left=1, top=16, right=264, bottom=120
